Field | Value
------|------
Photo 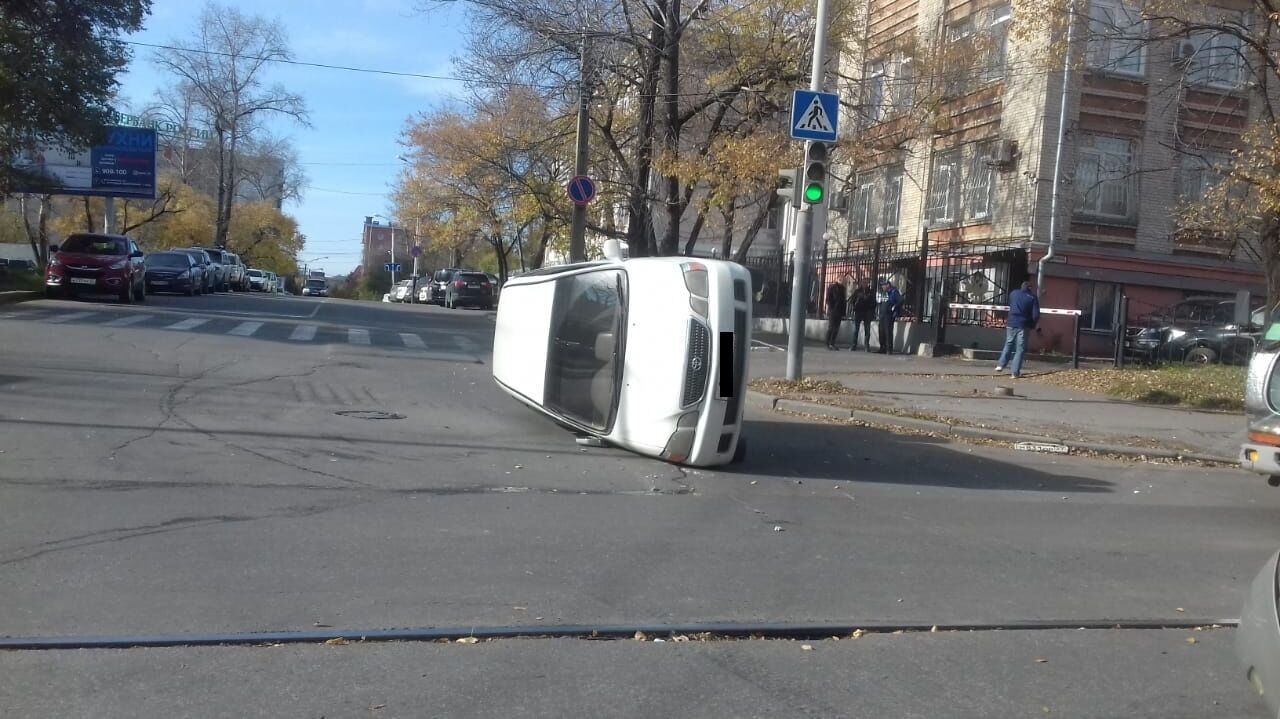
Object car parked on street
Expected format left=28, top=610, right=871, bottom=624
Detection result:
left=45, top=233, right=147, bottom=304
left=1125, top=296, right=1266, bottom=365
left=302, top=278, right=328, bottom=297
left=2, top=258, right=37, bottom=273
left=266, top=271, right=278, bottom=293
left=246, top=268, right=267, bottom=291
left=442, top=270, right=495, bottom=310
left=392, top=279, right=414, bottom=303
left=224, top=252, right=246, bottom=291
left=173, top=249, right=215, bottom=294
left=417, top=283, right=433, bottom=303
left=430, top=267, right=462, bottom=304
left=191, top=247, right=228, bottom=292
left=144, top=251, right=201, bottom=296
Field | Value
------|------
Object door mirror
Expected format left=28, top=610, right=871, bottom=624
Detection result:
left=131, top=250, right=144, bottom=258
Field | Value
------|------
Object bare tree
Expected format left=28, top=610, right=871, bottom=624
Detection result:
left=154, top=2, right=308, bottom=247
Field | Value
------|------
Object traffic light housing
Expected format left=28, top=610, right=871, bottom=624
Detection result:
left=776, top=167, right=800, bottom=209
left=803, top=143, right=828, bottom=205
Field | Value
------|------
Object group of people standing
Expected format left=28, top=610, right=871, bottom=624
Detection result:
left=824, top=276, right=902, bottom=353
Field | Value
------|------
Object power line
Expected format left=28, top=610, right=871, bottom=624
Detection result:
left=309, top=186, right=391, bottom=196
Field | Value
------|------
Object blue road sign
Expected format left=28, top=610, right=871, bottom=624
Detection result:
left=410, top=245, right=422, bottom=258
left=384, top=262, right=402, bottom=273
left=790, top=90, right=839, bottom=142
left=567, top=175, right=596, bottom=206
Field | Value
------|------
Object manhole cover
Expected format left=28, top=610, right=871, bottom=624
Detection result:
left=335, top=410, right=406, bottom=420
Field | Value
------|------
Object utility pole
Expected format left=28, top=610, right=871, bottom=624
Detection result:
left=785, top=0, right=832, bottom=381
left=569, top=32, right=591, bottom=263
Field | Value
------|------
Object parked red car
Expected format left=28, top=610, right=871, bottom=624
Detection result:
left=45, top=233, right=147, bottom=304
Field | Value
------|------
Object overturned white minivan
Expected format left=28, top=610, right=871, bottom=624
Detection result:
left=492, top=241, right=751, bottom=466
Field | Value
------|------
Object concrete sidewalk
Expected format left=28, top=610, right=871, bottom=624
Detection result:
left=749, top=333, right=1244, bottom=462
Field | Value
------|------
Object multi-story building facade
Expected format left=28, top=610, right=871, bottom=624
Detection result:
left=829, top=0, right=1264, bottom=354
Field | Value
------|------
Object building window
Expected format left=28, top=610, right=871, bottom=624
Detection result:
left=893, top=56, right=915, bottom=113
left=1078, top=280, right=1117, bottom=331
left=1087, top=0, right=1146, bottom=77
left=882, top=170, right=903, bottom=232
left=946, top=19, right=975, bottom=95
left=1185, top=13, right=1244, bottom=89
left=984, top=5, right=1011, bottom=83
left=1074, top=135, right=1137, bottom=222
left=1179, top=150, right=1231, bottom=203
left=925, top=151, right=960, bottom=225
left=964, top=143, right=994, bottom=221
left=862, top=60, right=886, bottom=126
left=850, top=180, right=874, bottom=236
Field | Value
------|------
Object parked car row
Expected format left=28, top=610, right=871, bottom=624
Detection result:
left=44, top=232, right=289, bottom=303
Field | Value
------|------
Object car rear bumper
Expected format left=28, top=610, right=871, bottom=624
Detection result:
left=1241, top=442, right=1280, bottom=477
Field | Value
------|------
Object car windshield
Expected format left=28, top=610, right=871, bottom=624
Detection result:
left=145, top=254, right=189, bottom=268
left=306, top=279, right=325, bottom=289
left=247, top=270, right=263, bottom=277
left=61, top=234, right=126, bottom=255
left=460, top=273, right=488, bottom=283
left=202, top=250, right=225, bottom=263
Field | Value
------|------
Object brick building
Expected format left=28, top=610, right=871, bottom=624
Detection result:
left=827, top=0, right=1265, bottom=355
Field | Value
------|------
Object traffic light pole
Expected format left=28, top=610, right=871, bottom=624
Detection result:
left=785, top=0, right=832, bottom=381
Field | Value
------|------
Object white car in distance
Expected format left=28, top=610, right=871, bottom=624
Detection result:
left=492, top=240, right=751, bottom=467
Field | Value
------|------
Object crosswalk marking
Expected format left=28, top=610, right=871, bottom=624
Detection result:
left=454, top=336, right=478, bottom=353
left=347, top=328, right=370, bottom=345
left=166, top=318, right=209, bottom=331
left=227, top=321, right=263, bottom=337
left=399, top=333, right=426, bottom=349
left=289, top=324, right=317, bottom=341
left=46, top=312, right=97, bottom=324
left=103, top=314, right=153, bottom=327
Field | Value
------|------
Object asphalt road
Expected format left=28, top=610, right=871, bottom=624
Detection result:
left=1, top=290, right=1278, bottom=717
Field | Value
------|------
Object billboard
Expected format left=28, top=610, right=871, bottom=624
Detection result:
left=11, top=126, right=157, bottom=199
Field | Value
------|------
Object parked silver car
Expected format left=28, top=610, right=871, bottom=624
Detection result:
left=1240, top=317, right=1280, bottom=485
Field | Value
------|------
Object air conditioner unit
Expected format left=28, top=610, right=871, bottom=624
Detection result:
left=829, top=191, right=850, bottom=213
left=1175, top=39, right=1198, bottom=63
left=988, top=139, right=1018, bottom=169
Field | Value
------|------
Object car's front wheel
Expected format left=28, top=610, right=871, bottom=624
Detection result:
left=118, top=278, right=134, bottom=304
left=1185, top=346, right=1218, bottom=365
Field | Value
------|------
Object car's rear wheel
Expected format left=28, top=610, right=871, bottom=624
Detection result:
left=1185, top=346, right=1217, bottom=365
left=136, top=278, right=146, bottom=303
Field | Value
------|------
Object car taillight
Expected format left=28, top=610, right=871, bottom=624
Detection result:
left=454, top=279, right=465, bottom=289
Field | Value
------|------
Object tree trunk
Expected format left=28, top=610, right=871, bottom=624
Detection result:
left=218, top=123, right=240, bottom=248
left=626, top=22, right=664, bottom=258
left=682, top=207, right=708, bottom=256
left=531, top=222, right=551, bottom=269
left=22, top=195, right=51, bottom=270
left=719, top=202, right=736, bottom=259
left=733, top=196, right=773, bottom=264
left=82, top=198, right=95, bottom=232
left=659, top=0, right=682, bottom=256
left=214, top=124, right=229, bottom=247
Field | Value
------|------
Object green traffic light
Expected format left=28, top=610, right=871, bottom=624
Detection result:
left=803, top=183, right=824, bottom=204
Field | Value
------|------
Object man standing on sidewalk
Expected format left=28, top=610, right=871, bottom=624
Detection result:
left=824, top=279, right=847, bottom=350
left=995, top=280, right=1041, bottom=378
left=877, top=277, right=902, bottom=354
left=849, top=281, right=876, bottom=351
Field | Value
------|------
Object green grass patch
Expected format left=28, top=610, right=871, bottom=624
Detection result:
left=1035, top=365, right=1246, bottom=412
left=0, top=271, right=43, bottom=293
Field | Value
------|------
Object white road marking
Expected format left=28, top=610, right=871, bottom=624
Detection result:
left=289, top=324, right=318, bottom=341
left=347, top=328, right=370, bottom=345
left=400, top=333, right=426, bottom=349
left=46, top=312, right=97, bottom=324
left=103, top=314, right=153, bottom=327
left=228, top=321, right=264, bottom=337
left=166, top=318, right=209, bottom=331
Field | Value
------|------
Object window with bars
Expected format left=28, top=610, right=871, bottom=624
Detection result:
left=1179, top=150, right=1232, bottom=203
left=882, top=170, right=903, bottom=232
left=1185, top=13, right=1244, bottom=89
left=1087, top=0, right=1146, bottom=76
left=984, top=5, right=1011, bottom=83
left=1074, top=135, right=1136, bottom=222
left=862, top=60, right=886, bottom=126
left=850, top=181, right=874, bottom=236
left=925, top=151, right=960, bottom=225
left=964, top=143, right=994, bottom=221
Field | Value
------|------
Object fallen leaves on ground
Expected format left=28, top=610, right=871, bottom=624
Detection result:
left=750, top=378, right=857, bottom=396
left=323, top=637, right=349, bottom=646
left=1031, top=366, right=1244, bottom=411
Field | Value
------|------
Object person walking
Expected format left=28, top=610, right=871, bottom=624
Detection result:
left=877, top=277, right=902, bottom=354
left=995, top=280, right=1041, bottom=378
left=824, top=279, right=847, bottom=350
left=848, top=281, right=877, bottom=351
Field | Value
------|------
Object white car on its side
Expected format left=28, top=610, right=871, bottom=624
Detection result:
left=492, top=241, right=751, bottom=467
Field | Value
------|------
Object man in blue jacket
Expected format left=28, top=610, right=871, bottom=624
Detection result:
left=995, top=280, right=1041, bottom=378
left=876, top=277, right=902, bottom=354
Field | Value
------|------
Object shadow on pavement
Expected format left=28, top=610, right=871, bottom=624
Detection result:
left=733, top=419, right=1114, bottom=493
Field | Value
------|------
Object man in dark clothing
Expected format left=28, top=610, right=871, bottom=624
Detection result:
left=824, top=280, right=847, bottom=349
left=877, top=278, right=902, bottom=353
left=848, top=281, right=877, bottom=351
left=995, top=280, right=1041, bottom=378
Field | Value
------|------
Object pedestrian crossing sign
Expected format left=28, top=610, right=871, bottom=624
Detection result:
left=790, top=90, right=839, bottom=142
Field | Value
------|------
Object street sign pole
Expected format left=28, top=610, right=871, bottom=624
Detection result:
left=786, top=0, right=832, bottom=381
left=569, top=33, right=591, bottom=263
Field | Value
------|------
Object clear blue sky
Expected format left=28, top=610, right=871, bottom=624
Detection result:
left=116, top=0, right=470, bottom=275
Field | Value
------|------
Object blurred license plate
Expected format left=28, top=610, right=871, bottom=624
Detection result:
left=151, top=280, right=168, bottom=285
left=468, top=283, right=479, bottom=288
left=69, top=278, right=96, bottom=285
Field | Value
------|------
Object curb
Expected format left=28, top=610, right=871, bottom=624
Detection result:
left=0, top=290, right=40, bottom=306
left=749, top=390, right=1237, bottom=464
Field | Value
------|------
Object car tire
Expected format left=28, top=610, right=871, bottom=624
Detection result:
left=119, top=279, right=134, bottom=305
left=185, top=285, right=195, bottom=297
left=136, top=279, right=146, bottom=303
left=482, top=302, right=493, bottom=311
left=1184, top=346, right=1218, bottom=365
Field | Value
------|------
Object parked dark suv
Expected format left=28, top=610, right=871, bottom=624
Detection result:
left=442, top=270, right=495, bottom=309
left=430, top=267, right=462, bottom=304
left=1125, top=296, right=1266, bottom=365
